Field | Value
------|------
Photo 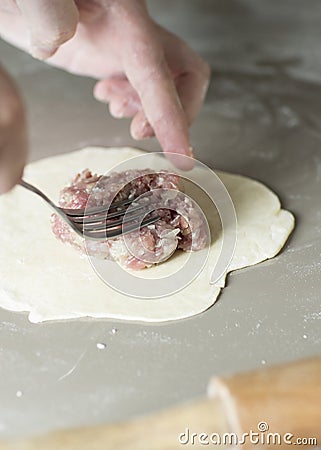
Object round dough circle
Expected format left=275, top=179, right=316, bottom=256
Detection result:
left=0, top=147, right=294, bottom=323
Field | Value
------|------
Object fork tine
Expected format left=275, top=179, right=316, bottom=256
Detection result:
left=70, top=202, right=149, bottom=224
left=19, top=179, right=160, bottom=241
left=78, top=210, right=156, bottom=232
left=63, top=197, right=134, bottom=217
left=81, top=214, right=160, bottom=240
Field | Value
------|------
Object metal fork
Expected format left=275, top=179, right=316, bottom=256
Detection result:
left=19, top=180, right=159, bottom=240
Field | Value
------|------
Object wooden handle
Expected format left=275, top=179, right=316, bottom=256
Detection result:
left=1, top=357, right=320, bottom=449
left=209, top=356, right=321, bottom=447
left=0, top=398, right=228, bottom=450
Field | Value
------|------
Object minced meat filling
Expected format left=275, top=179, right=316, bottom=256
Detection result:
left=51, top=169, right=208, bottom=270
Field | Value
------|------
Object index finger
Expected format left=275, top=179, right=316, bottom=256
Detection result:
left=119, top=15, right=194, bottom=169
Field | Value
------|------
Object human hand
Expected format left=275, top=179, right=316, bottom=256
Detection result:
left=0, top=1, right=210, bottom=169
left=0, top=66, right=27, bottom=193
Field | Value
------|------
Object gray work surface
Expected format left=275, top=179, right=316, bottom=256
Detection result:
left=0, top=0, right=320, bottom=440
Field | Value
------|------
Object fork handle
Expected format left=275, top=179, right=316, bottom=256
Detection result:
left=19, top=179, right=58, bottom=211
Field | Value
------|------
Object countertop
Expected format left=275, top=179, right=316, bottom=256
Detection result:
left=0, top=0, right=320, bottom=439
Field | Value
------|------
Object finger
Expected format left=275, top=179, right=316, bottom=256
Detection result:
left=160, top=29, right=211, bottom=126
left=118, top=11, right=194, bottom=169
left=94, top=78, right=141, bottom=118
left=130, top=110, right=154, bottom=139
left=0, top=69, right=27, bottom=194
left=0, top=140, right=26, bottom=194
left=109, top=97, right=141, bottom=118
left=129, top=64, right=210, bottom=138
left=94, top=78, right=141, bottom=106
left=0, top=117, right=27, bottom=194
left=176, top=68, right=210, bottom=126
left=0, top=110, right=27, bottom=194
left=16, top=0, right=79, bottom=59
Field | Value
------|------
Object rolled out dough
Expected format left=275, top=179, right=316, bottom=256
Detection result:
left=0, top=147, right=294, bottom=323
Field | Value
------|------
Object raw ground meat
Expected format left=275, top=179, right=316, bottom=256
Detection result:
left=51, top=169, right=208, bottom=270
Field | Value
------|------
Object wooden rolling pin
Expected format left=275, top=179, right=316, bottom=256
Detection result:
left=1, top=357, right=320, bottom=449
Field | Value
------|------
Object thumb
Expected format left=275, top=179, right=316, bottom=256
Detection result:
left=16, top=0, right=79, bottom=59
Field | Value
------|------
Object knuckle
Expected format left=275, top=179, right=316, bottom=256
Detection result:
left=40, top=26, right=76, bottom=47
left=131, top=57, right=169, bottom=95
left=131, top=40, right=164, bottom=71
left=140, top=64, right=165, bottom=84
